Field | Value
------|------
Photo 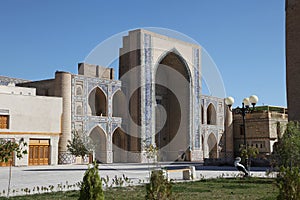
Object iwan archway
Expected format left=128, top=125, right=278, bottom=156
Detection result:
left=118, top=29, right=206, bottom=162
left=155, top=51, right=191, bottom=161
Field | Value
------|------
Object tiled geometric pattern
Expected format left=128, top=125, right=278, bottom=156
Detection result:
left=193, top=48, right=201, bottom=149
left=71, top=75, right=122, bottom=163
left=58, top=152, right=75, bottom=164
left=144, top=33, right=152, bottom=144
left=199, top=95, right=225, bottom=160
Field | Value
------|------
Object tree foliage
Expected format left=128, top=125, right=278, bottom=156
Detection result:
left=67, top=131, right=89, bottom=159
left=144, top=142, right=159, bottom=162
left=239, top=144, right=259, bottom=169
left=239, top=145, right=259, bottom=160
left=0, top=138, right=27, bottom=198
left=0, top=138, right=27, bottom=163
left=79, top=162, right=104, bottom=200
left=271, top=121, right=300, bottom=168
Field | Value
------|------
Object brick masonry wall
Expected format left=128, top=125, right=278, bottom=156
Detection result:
left=286, top=0, right=300, bottom=121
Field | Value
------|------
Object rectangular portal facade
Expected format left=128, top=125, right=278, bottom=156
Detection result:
left=119, top=29, right=225, bottom=162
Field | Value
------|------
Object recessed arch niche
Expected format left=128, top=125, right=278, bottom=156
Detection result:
left=154, top=51, right=191, bottom=161
left=88, top=87, right=107, bottom=116
left=89, top=126, right=107, bottom=163
left=207, top=133, right=217, bottom=159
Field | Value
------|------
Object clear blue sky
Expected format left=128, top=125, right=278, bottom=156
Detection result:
left=0, top=1, right=286, bottom=107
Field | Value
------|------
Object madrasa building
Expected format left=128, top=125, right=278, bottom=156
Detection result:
left=0, top=29, right=230, bottom=166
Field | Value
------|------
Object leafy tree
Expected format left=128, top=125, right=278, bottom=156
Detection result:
left=0, top=138, right=27, bottom=163
left=143, top=141, right=159, bottom=164
left=271, top=121, right=300, bottom=168
left=79, top=162, right=104, bottom=200
left=67, top=131, right=90, bottom=160
left=239, top=144, right=259, bottom=170
left=0, top=138, right=27, bottom=198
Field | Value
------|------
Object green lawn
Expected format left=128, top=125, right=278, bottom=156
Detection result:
left=0, top=178, right=278, bottom=200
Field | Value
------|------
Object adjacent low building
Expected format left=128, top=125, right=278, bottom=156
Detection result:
left=233, top=106, right=288, bottom=162
left=0, top=84, right=62, bottom=166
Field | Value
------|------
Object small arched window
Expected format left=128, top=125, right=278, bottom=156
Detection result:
left=76, top=105, right=83, bottom=115
left=76, top=86, right=83, bottom=96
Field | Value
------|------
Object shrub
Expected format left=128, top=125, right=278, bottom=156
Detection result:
left=271, top=121, right=300, bottom=168
left=145, top=170, right=173, bottom=200
left=79, top=162, right=104, bottom=200
left=272, top=122, right=300, bottom=199
left=276, top=166, right=300, bottom=200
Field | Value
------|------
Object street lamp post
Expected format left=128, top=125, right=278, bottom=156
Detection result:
left=225, top=95, right=259, bottom=170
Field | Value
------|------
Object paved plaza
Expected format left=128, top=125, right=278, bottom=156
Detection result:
left=0, top=162, right=272, bottom=197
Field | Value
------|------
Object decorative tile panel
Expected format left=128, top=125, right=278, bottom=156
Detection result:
left=193, top=48, right=201, bottom=149
left=58, top=152, right=75, bottom=164
left=71, top=74, right=121, bottom=162
left=144, top=33, right=152, bottom=143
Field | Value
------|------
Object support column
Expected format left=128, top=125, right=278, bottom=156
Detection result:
left=225, top=106, right=234, bottom=163
left=55, top=71, right=74, bottom=164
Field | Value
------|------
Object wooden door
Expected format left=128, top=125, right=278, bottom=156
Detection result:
left=28, top=139, right=50, bottom=165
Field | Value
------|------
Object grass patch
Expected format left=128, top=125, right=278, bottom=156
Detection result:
left=0, top=177, right=278, bottom=200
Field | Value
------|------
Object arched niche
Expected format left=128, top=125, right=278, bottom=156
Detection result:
left=76, top=105, right=83, bottom=115
left=112, top=127, right=128, bottom=162
left=112, top=127, right=142, bottom=162
left=154, top=51, right=191, bottom=161
left=207, top=133, right=217, bottom=159
left=89, top=126, right=107, bottom=163
left=88, top=87, right=107, bottom=116
left=76, top=86, right=82, bottom=96
left=207, top=103, right=216, bottom=125
left=112, top=90, right=126, bottom=118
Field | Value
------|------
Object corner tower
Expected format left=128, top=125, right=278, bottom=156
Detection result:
left=286, top=0, right=300, bottom=121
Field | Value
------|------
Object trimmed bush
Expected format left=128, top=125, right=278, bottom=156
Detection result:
left=145, top=170, right=173, bottom=200
left=79, top=162, right=104, bottom=200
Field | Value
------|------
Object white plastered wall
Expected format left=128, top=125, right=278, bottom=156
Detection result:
left=0, top=86, right=62, bottom=166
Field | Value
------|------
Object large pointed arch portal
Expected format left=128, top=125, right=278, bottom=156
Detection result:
left=155, top=51, right=191, bottom=161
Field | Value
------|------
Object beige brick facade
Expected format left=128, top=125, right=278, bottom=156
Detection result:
left=233, top=106, right=288, bottom=160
